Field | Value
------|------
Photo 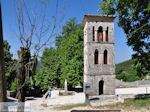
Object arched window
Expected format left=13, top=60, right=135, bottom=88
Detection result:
left=94, top=49, right=99, bottom=64
left=106, top=27, right=108, bottom=42
left=93, top=26, right=95, bottom=41
left=104, top=50, right=108, bottom=64
left=99, top=80, right=104, bottom=95
left=97, top=26, right=103, bottom=42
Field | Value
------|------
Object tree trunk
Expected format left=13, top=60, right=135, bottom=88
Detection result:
left=16, top=47, right=30, bottom=112
left=0, top=2, right=7, bottom=111
left=0, top=0, right=6, bottom=102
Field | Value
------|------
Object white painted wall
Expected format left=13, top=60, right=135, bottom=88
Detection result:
left=115, top=86, right=150, bottom=95
left=47, top=93, right=85, bottom=106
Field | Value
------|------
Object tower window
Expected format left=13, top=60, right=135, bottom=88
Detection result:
left=106, top=27, right=108, bottom=42
left=93, top=26, right=95, bottom=41
left=97, top=26, right=103, bottom=42
left=99, top=80, right=104, bottom=95
left=94, top=49, right=99, bottom=64
left=104, top=50, right=108, bottom=64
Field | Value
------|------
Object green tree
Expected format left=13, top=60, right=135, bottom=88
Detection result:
left=56, top=18, right=83, bottom=89
left=34, top=48, right=61, bottom=91
left=100, top=0, right=150, bottom=78
left=35, top=18, right=83, bottom=91
left=116, top=59, right=139, bottom=82
left=3, top=40, right=17, bottom=90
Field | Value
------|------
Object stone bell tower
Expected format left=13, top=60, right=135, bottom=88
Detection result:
left=83, top=15, right=115, bottom=96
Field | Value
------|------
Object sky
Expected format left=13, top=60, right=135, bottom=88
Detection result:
left=1, top=0, right=133, bottom=64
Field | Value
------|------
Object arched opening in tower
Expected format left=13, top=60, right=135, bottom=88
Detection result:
left=94, top=49, right=99, bottom=64
left=104, top=50, right=108, bottom=64
left=93, top=26, right=95, bottom=41
left=106, top=27, right=108, bottom=42
left=97, top=26, right=103, bottom=42
left=99, top=80, right=104, bottom=95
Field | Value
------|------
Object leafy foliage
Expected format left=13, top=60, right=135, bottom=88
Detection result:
left=10, top=79, right=17, bottom=91
left=34, top=48, right=61, bottom=91
left=3, top=40, right=17, bottom=90
left=56, top=18, right=83, bottom=89
left=35, top=18, right=83, bottom=91
left=100, top=0, right=150, bottom=78
left=116, top=59, right=139, bottom=82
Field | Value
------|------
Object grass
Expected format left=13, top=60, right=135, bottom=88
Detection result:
left=41, top=103, right=48, bottom=107
left=53, top=103, right=87, bottom=110
left=54, top=98, right=150, bottom=111
left=105, top=98, right=150, bottom=110
left=45, top=98, right=150, bottom=112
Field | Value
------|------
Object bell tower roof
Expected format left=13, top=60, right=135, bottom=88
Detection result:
left=83, top=14, right=116, bottom=26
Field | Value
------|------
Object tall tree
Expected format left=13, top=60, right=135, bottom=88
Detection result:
left=15, top=0, right=57, bottom=111
left=56, top=18, right=83, bottom=89
left=34, top=48, right=61, bottom=91
left=35, top=18, right=84, bottom=91
left=100, top=0, right=150, bottom=78
left=3, top=40, right=17, bottom=90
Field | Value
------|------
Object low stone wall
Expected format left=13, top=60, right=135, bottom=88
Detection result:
left=116, top=79, right=150, bottom=88
left=115, top=86, right=150, bottom=95
left=47, top=93, right=86, bottom=106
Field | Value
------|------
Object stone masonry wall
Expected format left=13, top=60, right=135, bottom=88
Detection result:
left=84, top=15, right=115, bottom=96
